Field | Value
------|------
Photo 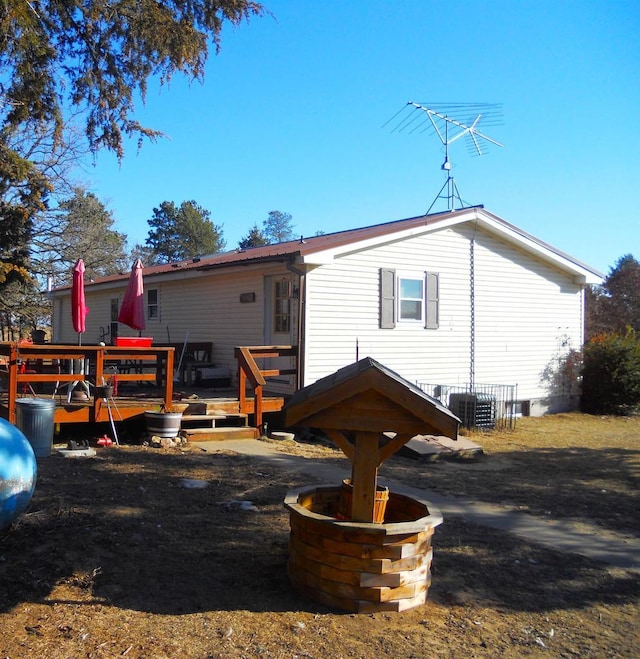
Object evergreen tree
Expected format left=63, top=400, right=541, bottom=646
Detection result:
left=0, top=202, right=31, bottom=287
left=586, top=254, right=640, bottom=338
left=0, top=202, right=35, bottom=340
left=146, top=200, right=225, bottom=262
left=238, top=223, right=269, bottom=249
left=1, top=1, right=264, bottom=161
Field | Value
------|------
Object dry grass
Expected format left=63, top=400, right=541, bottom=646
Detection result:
left=380, top=413, right=640, bottom=534
left=0, top=413, right=639, bottom=658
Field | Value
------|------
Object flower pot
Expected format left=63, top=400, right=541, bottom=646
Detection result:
left=336, top=478, right=389, bottom=523
left=144, top=411, right=182, bottom=438
left=95, top=385, right=113, bottom=399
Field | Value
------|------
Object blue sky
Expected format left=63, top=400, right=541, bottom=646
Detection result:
left=80, top=0, right=639, bottom=276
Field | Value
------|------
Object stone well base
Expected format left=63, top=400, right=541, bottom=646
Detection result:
left=284, top=484, right=443, bottom=613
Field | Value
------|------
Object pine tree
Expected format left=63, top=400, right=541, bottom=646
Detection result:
left=146, top=200, right=225, bottom=262
left=238, top=224, right=269, bottom=249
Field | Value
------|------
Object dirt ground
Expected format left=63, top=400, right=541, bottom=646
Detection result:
left=1, top=414, right=639, bottom=658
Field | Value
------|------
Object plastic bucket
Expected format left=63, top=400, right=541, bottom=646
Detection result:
left=15, top=398, right=56, bottom=458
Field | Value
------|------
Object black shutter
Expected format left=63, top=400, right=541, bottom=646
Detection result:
left=380, top=268, right=396, bottom=329
left=425, top=272, right=439, bottom=329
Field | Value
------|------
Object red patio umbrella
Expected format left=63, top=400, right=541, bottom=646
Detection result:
left=118, top=259, right=146, bottom=332
left=71, top=258, right=89, bottom=344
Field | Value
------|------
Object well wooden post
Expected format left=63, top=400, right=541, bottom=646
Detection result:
left=351, top=431, right=381, bottom=523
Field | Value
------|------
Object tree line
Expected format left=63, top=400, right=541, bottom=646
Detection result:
left=581, top=254, right=640, bottom=414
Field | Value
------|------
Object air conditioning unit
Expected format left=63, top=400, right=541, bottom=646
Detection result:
left=449, top=393, right=497, bottom=430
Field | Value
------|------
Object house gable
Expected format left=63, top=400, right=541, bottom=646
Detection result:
left=295, top=208, right=602, bottom=286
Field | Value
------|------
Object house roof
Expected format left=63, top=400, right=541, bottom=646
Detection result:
left=54, top=206, right=603, bottom=292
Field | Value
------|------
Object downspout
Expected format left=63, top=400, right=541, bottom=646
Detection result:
left=287, top=261, right=306, bottom=390
left=580, top=283, right=586, bottom=347
left=469, top=232, right=476, bottom=392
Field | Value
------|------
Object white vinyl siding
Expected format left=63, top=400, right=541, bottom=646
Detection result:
left=146, top=265, right=282, bottom=376
left=53, top=262, right=291, bottom=382
left=470, top=230, right=583, bottom=404
left=303, top=227, right=471, bottom=386
left=303, top=224, right=585, bottom=411
left=53, top=292, right=116, bottom=344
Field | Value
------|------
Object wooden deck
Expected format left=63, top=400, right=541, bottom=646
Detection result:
left=0, top=342, right=294, bottom=434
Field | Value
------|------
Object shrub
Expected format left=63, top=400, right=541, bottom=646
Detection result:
left=581, top=330, right=640, bottom=414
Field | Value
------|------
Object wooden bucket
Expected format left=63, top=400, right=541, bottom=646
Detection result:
left=336, top=479, right=389, bottom=523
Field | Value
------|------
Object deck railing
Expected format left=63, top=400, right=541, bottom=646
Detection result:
left=0, top=342, right=175, bottom=424
left=235, top=345, right=297, bottom=430
left=0, top=342, right=296, bottom=431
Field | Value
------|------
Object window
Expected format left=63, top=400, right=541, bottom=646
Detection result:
left=273, top=279, right=291, bottom=333
left=147, top=289, right=159, bottom=320
left=110, top=298, right=119, bottom=343
left=507, top=400, right=530, bottom=418
left=379, top=269, right=439, bottom=329
left=398, top=276, right=424, bottom=322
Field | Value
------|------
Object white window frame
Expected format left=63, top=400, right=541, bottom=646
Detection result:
left=147, top=288, right=159, bottom=322
left=397, top=272, right=425, bottom=324
left=379, top=268, right=439, bottom=330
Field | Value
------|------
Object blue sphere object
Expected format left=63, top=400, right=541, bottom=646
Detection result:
left=0, top=417, right=37, bottom=531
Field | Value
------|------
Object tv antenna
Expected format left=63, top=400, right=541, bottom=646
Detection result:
left=385, top=102, right=503, bottom=213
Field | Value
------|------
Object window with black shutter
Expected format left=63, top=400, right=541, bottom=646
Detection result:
left=379, top=268, right=439, bottom=329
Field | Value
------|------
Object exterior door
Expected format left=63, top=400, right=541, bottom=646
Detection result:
left=264, top=275, right=296, bottom=388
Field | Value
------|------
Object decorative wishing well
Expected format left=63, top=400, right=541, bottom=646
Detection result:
left=283, top=358, right=460, bottom=612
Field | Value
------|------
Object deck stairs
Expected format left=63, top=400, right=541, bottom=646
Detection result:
left=179, top=412, right=256, bottom=441
left=173, top=400, right=259, bottom=441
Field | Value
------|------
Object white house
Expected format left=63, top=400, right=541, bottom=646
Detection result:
left=51, top=206, right=602, bottom=419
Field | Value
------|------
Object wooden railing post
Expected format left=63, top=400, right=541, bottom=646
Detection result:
left=164, top=349, right=174, bottom=411
left=254, top=384, right=263, bottom=432
left=235, top=345, right=295, bottom=431
left=93, top=348, right=105, bottom=421
left=238, top=363, right=247, bottom=412
left=8, top=344, right=18, bottom=424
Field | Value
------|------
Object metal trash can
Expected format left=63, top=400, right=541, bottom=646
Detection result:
left=15, top=398, right=56, bottom=458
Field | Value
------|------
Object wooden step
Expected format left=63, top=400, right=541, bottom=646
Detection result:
left=180, top=414, right=227, bottom=423
left=182, top=426, right=259, bottom=441
left=180, top=413, right=249, bottom=433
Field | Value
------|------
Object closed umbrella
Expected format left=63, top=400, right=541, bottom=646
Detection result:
left=71, top=258, right=88, bottom=344
left=118, top=259, right=146, bottom=332
left=69, top=258, right=90, bottom=400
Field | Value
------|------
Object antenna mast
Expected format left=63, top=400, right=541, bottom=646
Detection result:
left=386, top=102, right=503, bottom=213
